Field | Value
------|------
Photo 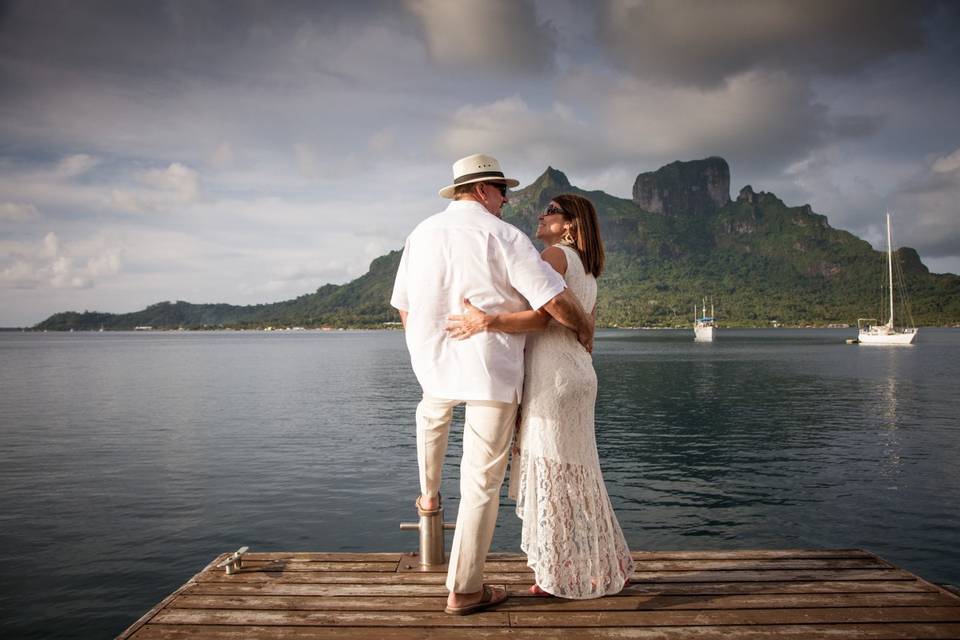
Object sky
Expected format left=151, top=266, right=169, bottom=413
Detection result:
left=1, top=0, right=958, bottom=327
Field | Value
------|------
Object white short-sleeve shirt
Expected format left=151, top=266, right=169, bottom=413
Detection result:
left=391, top=200, right=566, bottom=403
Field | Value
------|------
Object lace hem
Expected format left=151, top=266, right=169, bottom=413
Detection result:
left=514, top=451, right=634, bottom=599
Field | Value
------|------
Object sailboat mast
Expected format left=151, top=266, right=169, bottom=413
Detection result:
left=886, top=212, right=894, bottom=328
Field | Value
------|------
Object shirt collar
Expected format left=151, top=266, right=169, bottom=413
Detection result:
left=446, top=199, right=494, bottom=217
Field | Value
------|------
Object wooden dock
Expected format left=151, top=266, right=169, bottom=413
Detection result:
left=118, top=549, right=960, bottom=639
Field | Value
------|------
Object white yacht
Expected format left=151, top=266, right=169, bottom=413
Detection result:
left=694, top=299, right=716, bottom=342
left=857, top=213, right=918, bottom=345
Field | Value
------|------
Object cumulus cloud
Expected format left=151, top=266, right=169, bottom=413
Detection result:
left=406, top=0, right=554, bottom=73
left=0, top=202, right=41, bottom=222
left=140, top=163, right=200, bottom=202
left=437, top=96, right=604, bottom=176
left=599, top=0, right=929, bottom=87
left=0, top=232, right=122, bottom=290
left=55, top=154, right=100, bottom=178
left=0, top=157, right=115, bottom=221
left=111, top=162, right=201, bottom=213
left=932, top=148, right=960, bottom=173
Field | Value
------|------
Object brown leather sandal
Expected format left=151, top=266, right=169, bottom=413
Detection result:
left=444, top=584, right=508, bottom=615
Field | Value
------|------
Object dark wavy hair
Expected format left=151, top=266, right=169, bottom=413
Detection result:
left=553, top=193, right=605, bottom=277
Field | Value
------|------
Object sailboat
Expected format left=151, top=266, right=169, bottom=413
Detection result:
left=856, top=213, right=918, bottom=345
left=694, top=298, right=716, bottom=342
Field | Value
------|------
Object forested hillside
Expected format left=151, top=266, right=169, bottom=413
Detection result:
left=35, top=158, right=960, bottom=330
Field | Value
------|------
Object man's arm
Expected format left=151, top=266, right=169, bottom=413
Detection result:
left=398, top=309, right=408, bottom=329
left=541, top=288, right=594, bottom=352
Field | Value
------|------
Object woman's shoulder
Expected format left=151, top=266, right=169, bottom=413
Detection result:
left=540, top=244, right=568, bottom=275
left=552, top=243, right=587, bottom=274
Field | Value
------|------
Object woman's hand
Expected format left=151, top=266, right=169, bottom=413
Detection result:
left=446, top=298, right=492, bottom=339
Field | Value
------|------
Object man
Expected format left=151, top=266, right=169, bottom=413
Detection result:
left=391, top=153, right=594, bottom=614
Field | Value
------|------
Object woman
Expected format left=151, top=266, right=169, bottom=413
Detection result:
left=447, top=194, right=634, bottom=599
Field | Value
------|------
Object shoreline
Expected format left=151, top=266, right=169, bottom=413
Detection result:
left=6, top=324, right=960, bottom=333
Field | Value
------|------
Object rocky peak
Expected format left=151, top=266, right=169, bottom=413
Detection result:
left=736, top=185, right=789, bottom=210
left=633, top=157, right=731, bottom=216
left=530, top=166, right=571, bottom=191
left=896, top=247, right=929, bottom=275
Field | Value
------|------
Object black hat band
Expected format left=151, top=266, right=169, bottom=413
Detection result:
left=453, top=170, right=505, bottom=184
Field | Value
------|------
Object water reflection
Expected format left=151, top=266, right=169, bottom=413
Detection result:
left=2, top=329, right=959, bottom=640
left=873, top=348, right=907, bottom=486
left=589, top=329, right=958, bottom=556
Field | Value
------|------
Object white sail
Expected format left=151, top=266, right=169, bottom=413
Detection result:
left=857, top=214, right=918, bottom=345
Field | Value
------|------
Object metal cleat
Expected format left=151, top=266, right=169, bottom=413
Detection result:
left=216, top=546, right=249, bottom=575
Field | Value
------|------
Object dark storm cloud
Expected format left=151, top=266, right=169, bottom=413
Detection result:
left=0, top=0, right=434, bottom=164
left=598, top=0, right=942, bottom=87
left=0, top=0, right=412, bottom=84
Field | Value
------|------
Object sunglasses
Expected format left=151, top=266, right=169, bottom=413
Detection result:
left=542, top=205, right=566, bottom=216
left=485, top=182, right=508, bottom=197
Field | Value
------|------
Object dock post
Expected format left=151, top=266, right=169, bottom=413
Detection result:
left=400, top=508, right=456, bottom=567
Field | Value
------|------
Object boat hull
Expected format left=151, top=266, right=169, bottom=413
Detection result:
left=694, top=325, right=714, bottom=342
left=858, top=327, right=918, bottom=345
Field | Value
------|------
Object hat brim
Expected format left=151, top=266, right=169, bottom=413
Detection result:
left=439, top=176, right=520, bottom=199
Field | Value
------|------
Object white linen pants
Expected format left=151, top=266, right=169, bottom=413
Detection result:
left=416, top=394, right=517, bottom=594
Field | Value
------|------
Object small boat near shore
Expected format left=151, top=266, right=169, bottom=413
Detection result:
left=694, top=299, right=716, bottom=342
left=857, top=213, right=918, bottom=345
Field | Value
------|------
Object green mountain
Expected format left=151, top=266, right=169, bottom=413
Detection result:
left=35, top=157, right=960, bottom=330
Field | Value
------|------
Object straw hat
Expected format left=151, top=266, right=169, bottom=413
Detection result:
left=438, top=153, right=520, bottom=199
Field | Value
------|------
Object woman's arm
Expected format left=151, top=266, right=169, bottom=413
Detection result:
left=447, top=299, right=550, bottom=338
left=446, top=246, right=570, bottom=339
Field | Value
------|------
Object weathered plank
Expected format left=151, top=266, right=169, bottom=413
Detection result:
left=628, top=569, right=916, bottom=583
left=170, top=591, right=960, bottom=612
left=237, top=560, right=400, bottom=572
left=182, top=578, right=936, bottom=597
left=241, top=552, right=403, bottom=561
left=119, top=549, right=960, bottom=640
left=157, top=604, right=960, bottom=628
left=195, top=568, right=915, bottom=585
left=628, top=549, right=876, bottom=560
left=509, top=606, right=960, bottom=627
left=482, top=558, right=890, bottom=572
left=151, top=608, right=510, bottom=627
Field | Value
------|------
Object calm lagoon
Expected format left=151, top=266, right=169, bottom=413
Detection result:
left=1, top=328, right=958, bottom=638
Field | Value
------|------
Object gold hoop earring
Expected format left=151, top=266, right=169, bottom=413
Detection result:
left=561, top=227, right=575, bottom=246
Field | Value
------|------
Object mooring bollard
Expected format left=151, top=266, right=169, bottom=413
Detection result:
left=400, top=507, right=456, bottom=566
left=216, top=546, right=249, bottom=575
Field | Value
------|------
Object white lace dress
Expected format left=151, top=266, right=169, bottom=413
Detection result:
left=510, top=244, right=634, bottom=599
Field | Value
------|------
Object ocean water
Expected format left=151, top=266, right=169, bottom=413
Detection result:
left=1, top=328, right=958, bottom=638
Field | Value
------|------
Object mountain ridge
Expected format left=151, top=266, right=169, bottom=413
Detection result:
left=34, top=158, right=960, bottom=330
